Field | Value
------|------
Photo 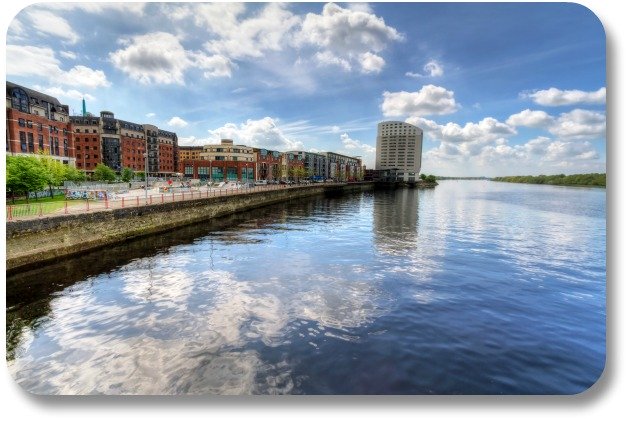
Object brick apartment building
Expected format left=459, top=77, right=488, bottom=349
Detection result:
left=6, top=81, right=75, bottom=165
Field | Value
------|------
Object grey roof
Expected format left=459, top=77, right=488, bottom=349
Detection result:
left=6, top=81, right=64, bottom=107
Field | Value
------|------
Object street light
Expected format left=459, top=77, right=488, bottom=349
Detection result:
left=143, top=151, right=148, bottom=204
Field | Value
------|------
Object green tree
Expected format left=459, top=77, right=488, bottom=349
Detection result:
left=426, top=174, right=437, bottom=183
left=419, top=173, right=427, bottom=181
left=136, top=171, right=145, bottom=181
left=121, top=167, right=134, bottom=182
left=271, top=165, right=281, bottom=181
left=64, top=165, right=86, bottom=182
left=93, top=163, right=116, bottom=182
left=6, top=156, right=48, bottom=202
left=39, top=156, right=67, bottom=198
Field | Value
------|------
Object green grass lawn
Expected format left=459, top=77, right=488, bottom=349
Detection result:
left=6, top=194, right=87, bottom=218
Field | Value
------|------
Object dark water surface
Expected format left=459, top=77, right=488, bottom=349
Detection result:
left=6, top=181, right=606, bottom=394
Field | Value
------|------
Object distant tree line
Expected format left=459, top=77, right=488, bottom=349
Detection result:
left=420, top=173, right=437, bottom=183
left=492, top=173, right=606, bottom=187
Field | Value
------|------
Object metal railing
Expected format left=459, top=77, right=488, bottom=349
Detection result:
left=5, top=182, right=359, bottom=221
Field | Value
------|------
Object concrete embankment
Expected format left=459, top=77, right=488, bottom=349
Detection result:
left=6, top=183, right=373, bottom=273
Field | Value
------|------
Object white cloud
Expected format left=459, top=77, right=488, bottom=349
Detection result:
left=382, top=85, right=459, bottom=117
left=59, top=51, right=77, bottom=60
left=424, top=60, right=444, bottom=77
left=146, top=113, right=156, bottom=118
left=523, top=87, right=606, bottom=106
left=167, top=117, right=189, bottom=128
left=188, top=52, right=234, bottom=78
left=340, top=133, right=375, bottom=153
left=548, top=109, right=606, bottom=140
left=201, top=3, right=301, bottom=60
left=207, top=117, right=304, bottom=151
left=65, top=66, right=110, bottom=89
left=314, top=51, right=351, bottom=71
left=406, top=116, right=516, bottom=144
left=423, top=134, right=602, bottom=177
left=360, top=52, right=385, bottom=73
left=339, top=133, right=375, bottom=167
left=109, top=32, right=233, bottom=84
left=42, top=3, right=146, bottom=15
left=32, top=85, right=95, bottom=102
left=26, top=10, right=79, bottom=44
left=296, top=2, right=402, bottom=74
left=6, top=45, right=110, bottom=88
left=406, top=60, right=444, bottom=78
left=7, top=18, right=25, bottom=40
left=506, top=109, right=554, bottom=128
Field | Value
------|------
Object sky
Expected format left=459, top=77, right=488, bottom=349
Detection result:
left=5, top=1, right=606, bottom=176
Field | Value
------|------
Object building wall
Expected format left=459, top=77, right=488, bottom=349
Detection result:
left=121, top=136, right=146, bottom=171
left=177, top=146, right=203, bottom=173
left=323, top=152, right=362, bottom=181
left=375, top=121, right=423, bottom=181
left=6, top=108, right=75, bottom=164
left=254, top=148, right=282, bottom=180
left=181, top=159, right=256, bottom=181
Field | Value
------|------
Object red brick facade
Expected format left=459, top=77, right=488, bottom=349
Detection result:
left=6, top=108, right=74, bottom=161
left=158, top=143, right=176, bottom=174
left=75, top=133, right=101, bottom=171
left=121, top=136, right=146, bottom=171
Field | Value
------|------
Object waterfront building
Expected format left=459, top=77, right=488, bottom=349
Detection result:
left=119, top=119, right=146, bottom=172
left=198, top=139, right=256, bottom=182
left=281, top=151, right=304, bottom=181
left=254, top=148, right=282, bottom=181
left=71, top=115, right=102, bottom=173
left=70, top=113, right=178, bottom=177
left=6, top=81, right=75, bottom=165
left=322, top=152, right=362, bottom=181
left=287, top=151, right=328, bottom=181
left=177, top=146, right=204, bottom=174
left=375, top=121, right=423, bottom=182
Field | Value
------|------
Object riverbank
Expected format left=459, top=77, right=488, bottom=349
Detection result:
left=6, top=182, right=373, bottom=274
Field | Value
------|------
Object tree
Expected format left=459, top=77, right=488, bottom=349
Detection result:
left=93, top=163, right=116, bottom=182
left=39, top=156, right=67, bottom=198
left=426, top=174, right=437, bottom=183
left=419, top=173, right=427, bottom=181
left=121, top=167, right=134, bottom=182
left=6, top=156, right=48, bottom=202
left=272, top=165, right=281, bottom=181
left=136, top=171, right=145, bottom=181
left=65, top=165, right=86, bottom=182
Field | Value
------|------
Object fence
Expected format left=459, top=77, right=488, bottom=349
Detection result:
left=6, top=183, right=348, bottom=221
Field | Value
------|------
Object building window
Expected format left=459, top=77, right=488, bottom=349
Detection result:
left=26, top=120, right=33, bottom=128
left=19, top=131, right=27, bottom=152
left=38, top=134, right=44, bottom=150
left=11, top=88, right=29, bottom=113
left=18, top=118, right=26, bottom=127
left=27, top=133, right=34, bottom=152
left=63, top=139, right=68, bottom=156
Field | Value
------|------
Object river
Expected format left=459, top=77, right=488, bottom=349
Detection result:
left=6, top=180, right=606, bottom=394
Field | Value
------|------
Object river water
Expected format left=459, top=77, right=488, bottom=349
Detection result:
left=6, top=180, right=606, bottom=394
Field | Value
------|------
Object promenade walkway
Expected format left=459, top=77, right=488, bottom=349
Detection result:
left=5, top=183, right=345, bottom=221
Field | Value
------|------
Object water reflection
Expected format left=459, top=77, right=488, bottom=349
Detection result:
left=6, top=184, right=606, bottom=394
left=372, top=188, right=419, bottom=255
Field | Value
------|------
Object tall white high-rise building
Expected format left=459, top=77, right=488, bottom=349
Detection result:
left=375, top=121, right=423, bottom=181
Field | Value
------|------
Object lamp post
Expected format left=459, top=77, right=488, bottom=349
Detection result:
left=144, top=151, right=148, bottom=204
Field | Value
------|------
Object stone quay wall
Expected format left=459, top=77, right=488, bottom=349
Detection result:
left=6, top=183, right=373, bottom=273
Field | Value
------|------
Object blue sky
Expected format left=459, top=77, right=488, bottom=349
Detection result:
left=5, top=2, right=606, bottom=176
